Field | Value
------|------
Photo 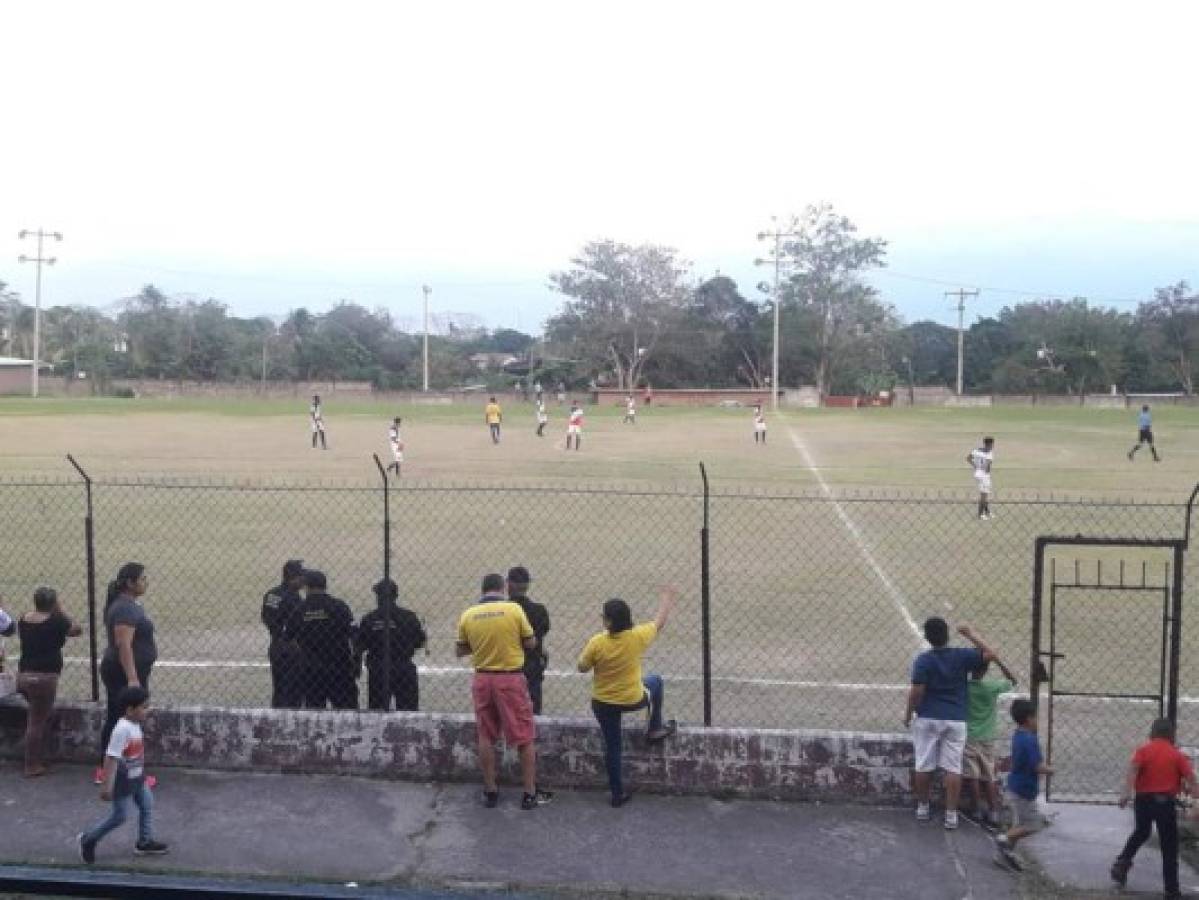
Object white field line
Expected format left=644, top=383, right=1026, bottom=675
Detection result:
left=787, top=427, right=924, bottom=644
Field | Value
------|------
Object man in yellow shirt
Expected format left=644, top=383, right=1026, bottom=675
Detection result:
left=456, top=573, right=550, bottom=810
left=484, top=397, right=503, bottom=444
left=578, top=586, right=679, bottom=807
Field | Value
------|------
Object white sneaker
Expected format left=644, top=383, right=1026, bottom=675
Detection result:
left=916, top=802, right=930, bottom=822
left=944, top=811, right=959, bottom=830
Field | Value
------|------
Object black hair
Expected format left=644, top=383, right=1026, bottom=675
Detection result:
left=603, top=598, right=633, bottom=634
left=282, top=560, right=305, bottom=581
left=1150, top=717, right=1176, bottom=741
left=33, top=586, right=57, bottom=613
left=117, top=684, right=149, bottom=714
left=983, top=436, right=995, bottom=446
left=104, top=579, right=120, bottom=611
left=1143, top=404, right=1150, bottom=412
left=1010, top=697, right=1036, bottom=726
left=373, top=578, right=398, bottom=602
left=115, top=563, right=145, bottom=595
left=489, top=396, right=496, bottom=402
left=481, top=573, right=505, bottom=595
left=923, top=616, right=949, bottom=647
left=507, top=566, right=531, bottom=587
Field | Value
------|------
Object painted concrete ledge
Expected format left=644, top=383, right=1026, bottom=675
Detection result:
left=0, top=702, right=915, bottom=803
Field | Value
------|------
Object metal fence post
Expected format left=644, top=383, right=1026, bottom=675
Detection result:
left=1168, top=543, right=1184, bottom=723
left=699, top=462, right=712, bottom=727
left=372, top=454, right=392, bottom=709
left=66, top=454, right=99, bottom=702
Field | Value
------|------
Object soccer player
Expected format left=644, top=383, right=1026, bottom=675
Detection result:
left=966, top=437, right=995, bottom=520
left=535, top=398, right=548, bottom=437
left=566, top=402, right=584, bottom=451
left=1128, top=405, right=1161, bottom=462
left=753, top=403, right=767, bottom=444
left=485, top=397, right=503, bottom=444
left=310, top=395, right=327, bottom=450
left=623, top=395, right=636, bottom=424
left=387, top=417, right=404, bottom=477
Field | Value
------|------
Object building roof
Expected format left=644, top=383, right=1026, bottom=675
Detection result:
left=0, top=357, right=35, bottom=367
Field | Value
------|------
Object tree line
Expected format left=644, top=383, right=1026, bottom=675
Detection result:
left=2, top=203, right=1196, bottom=395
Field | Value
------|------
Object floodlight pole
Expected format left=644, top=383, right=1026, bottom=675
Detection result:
left=947, top=288, right=979, bottom=396
left=422, top=284, right=431, bottom=392
left=17, top=228, right=63, bottom=398
left=755, top=220, right=801, bottom=413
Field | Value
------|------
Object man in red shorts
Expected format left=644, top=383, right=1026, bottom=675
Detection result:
left=456, top=573, right=552, bottom=810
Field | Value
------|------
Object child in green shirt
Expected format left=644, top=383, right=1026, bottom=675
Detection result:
left=962, top=627, right=1017, bottom=829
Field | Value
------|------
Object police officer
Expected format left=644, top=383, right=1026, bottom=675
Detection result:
left=261, top=560, right=305, bottom=708
left=356, top=579, right=427, bottom=711
left=506, top=566, right=550, bottom=714
left=285, top=570, right=358, bottom=710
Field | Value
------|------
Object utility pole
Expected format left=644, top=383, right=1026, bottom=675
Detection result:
left=422, top=285, right=431, bottom=392
left=755, top=218, right=801, bottom=413
left=946, top=288, right=979, bottom=396
left=18, top=228, right=63, bottom=398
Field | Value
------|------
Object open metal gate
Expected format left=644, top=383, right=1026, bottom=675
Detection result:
left=1030, top=536, right=1184, bottom=803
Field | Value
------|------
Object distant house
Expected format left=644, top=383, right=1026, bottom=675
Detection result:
left=468, top=352, right=519, bottom=372
left=0, top=357, right=51, bottom=395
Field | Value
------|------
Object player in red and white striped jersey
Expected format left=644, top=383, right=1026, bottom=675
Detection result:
left=566, top=403, right=584, bottom=451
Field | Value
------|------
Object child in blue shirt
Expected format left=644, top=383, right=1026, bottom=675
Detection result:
left=994, top=697, right=1053, bottom=871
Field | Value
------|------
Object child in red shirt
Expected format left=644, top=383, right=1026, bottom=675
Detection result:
left=1111, top=718, right=1196, bottom=898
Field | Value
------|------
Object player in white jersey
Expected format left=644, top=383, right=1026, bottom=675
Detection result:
left=535, top=399, right=548, bottom=437
left=387, top=417, right=404, bottom=477
left=310, top=395, right=327, bottom=450
left=753, top=403, right=767, bottom=444
left=966, top=436, right=995, bottom=520
left=566, top=402, right=584, bottom=451
left=623, top=395, right=636, bottom=424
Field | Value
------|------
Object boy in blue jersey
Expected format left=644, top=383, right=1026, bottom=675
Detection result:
left=1128, top=405, right=1161, bottom=462
left=994, top=698, right=1054, bottom=872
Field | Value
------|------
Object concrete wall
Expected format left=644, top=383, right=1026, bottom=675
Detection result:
left=0, top=366, right=32, bottom=395
left=592, top=388, right=777, bottom=408
left=0, top=702, right=915, bottom=804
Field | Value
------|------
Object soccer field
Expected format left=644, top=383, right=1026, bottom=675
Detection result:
left=2, top=397, right=1198, bottom=798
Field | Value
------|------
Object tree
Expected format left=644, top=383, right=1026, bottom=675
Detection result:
left=547, top=241, right=691, bottom=391
left=773, top=204, right=888, bottom=396
left=1137, top=281, right=1199, bottom=394
left=896, top=321, right=958, bottom=387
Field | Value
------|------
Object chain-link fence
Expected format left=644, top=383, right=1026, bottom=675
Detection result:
left=1, top=463, right=1196, bottom=798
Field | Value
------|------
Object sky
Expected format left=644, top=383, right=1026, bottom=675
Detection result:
left=2, top=0, right=1197, bottom=334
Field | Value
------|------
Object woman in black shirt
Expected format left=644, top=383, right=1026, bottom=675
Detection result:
left=17, top=587, right=82, bottom=776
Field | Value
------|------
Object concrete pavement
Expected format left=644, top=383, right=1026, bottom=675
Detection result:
left=0, top=763, right=1031, bottom=898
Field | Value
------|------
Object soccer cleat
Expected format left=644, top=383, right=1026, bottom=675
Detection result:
left=482, top=790, right=499, bottom=808
left=78, top=834, right=96, bottom=864
left=915, top=802, right=930, bottom=822
left=943, top=810, right=959, bottom=830
left=134, top=840, right=169, bottom=856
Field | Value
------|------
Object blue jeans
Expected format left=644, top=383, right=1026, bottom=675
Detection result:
left=591, top=674, right=664, bottom=800
left=83, top=781, right=153, bottom=847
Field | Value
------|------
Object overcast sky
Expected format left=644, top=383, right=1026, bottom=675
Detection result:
left=2, top=0, right=1196, bottom=333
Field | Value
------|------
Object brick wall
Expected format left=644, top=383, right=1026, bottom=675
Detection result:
left=0, top=366, right=32, bottom=395
left=0, top=702, right=915, bottom=804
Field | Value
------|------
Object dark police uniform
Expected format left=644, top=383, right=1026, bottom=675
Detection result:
left=262, top=581, right=303, bottom=708
left=510, top=592, right=550, bottom=714
left=285, top=588, right=358, bottom=710
left=355, top=604, right=427, bottom=711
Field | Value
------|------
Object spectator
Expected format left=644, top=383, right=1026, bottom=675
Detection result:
left=0, top=600, right=14, bottom=693
left=356, top=578, right=426, bottom=712
left=286, top=570, right=358, bottom=710
left=1109, top=718, right=1195, bottom=896
left=78, top=685, right=169, bottom=863
left=994, top=698, right=1054, bottom=872
left=962, top=629, right=1018, bottom=829
left=262, top=560, right=306, bottom=709
left=506, top=567, right=550, bottom=715
left=456, top=573, right=551, bottom=810
left=17, top=587, right=82, bottom=776
left=96, top=563, right=157, bottom=787
left=903, top=618, right=995, bottom=830
left=578, top=586, right=680, bottom=808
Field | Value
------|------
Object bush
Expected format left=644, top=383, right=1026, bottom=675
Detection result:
left=110, top=387, right=136, bottom=399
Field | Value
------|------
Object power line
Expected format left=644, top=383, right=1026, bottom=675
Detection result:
left=872, top=268, right=1149, bottom=305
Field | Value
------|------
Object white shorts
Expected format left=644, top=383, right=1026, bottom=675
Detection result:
left=754, top=423, right=767, bottom=433
left=911, top=717, right=967, bottom=774
left=975, top=474, right=992, bottom=494
left=311, top=422, right=324, bottom=433
left=391, top=446, right=404, bottom=463
left=567, top=424, right=582, bottom=436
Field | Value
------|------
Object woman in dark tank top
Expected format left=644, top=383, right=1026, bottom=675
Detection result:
left=17, top=586, right=82, bottom=776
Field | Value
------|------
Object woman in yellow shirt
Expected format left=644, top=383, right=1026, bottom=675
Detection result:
left=577, top=586, right=679, bottom=807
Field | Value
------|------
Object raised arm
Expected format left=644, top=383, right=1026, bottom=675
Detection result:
left=956, top=624, right=998, bottom=664
left=654, top=585, right=680, bottom=633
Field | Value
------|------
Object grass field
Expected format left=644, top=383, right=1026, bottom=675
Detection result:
left=2, top=396, right=1198, bottom=799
